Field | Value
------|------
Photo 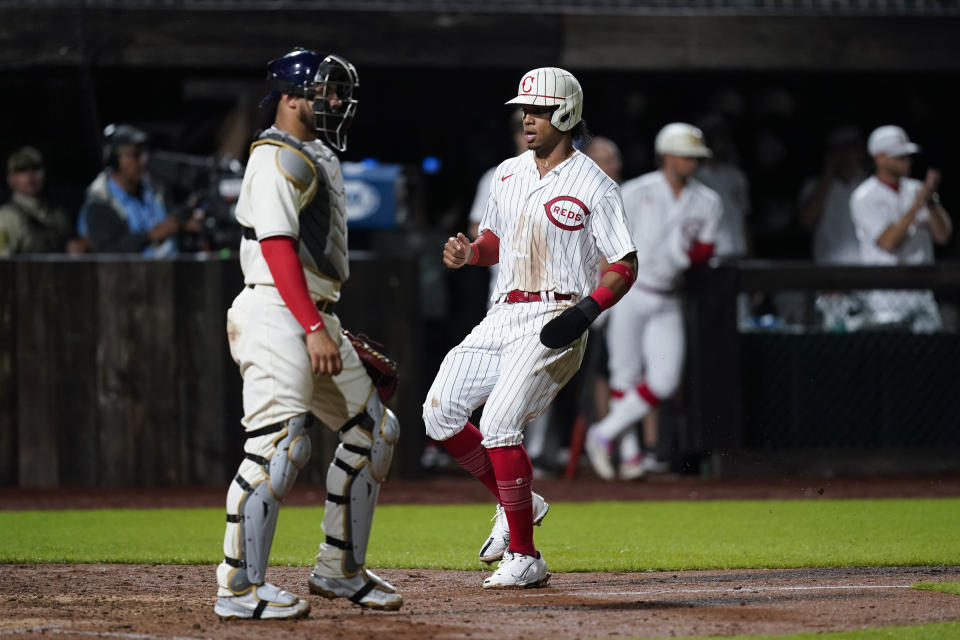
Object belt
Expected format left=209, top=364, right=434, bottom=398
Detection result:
left=246, top=284, right=336, bottom=314
left=500, top=290, right=573, bottom=304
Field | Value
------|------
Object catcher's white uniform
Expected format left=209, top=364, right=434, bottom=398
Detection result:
left=217, top=126, right=400, bottom=610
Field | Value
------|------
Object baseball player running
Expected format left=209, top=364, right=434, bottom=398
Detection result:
left=585, top=123, right=721, bottom=480
left=422, top=67, right=637, bottom=588
left=214, top=48, right=402, bottom=619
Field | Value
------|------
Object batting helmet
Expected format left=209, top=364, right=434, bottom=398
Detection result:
left=654, top=123, right=712, bottom=158
left=506, top=67, right=583, bottom=132
left=102, top=123, right=148, bottom=169
left=312, top=54, right=359, bottom=153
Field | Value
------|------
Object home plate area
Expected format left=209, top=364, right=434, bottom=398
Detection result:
left=2, top=564, right=959, bottom=639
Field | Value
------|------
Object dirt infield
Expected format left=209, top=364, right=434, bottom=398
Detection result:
left=3, top=473, right=960, bottom=639
left=2, top=564, right=959, bottom=639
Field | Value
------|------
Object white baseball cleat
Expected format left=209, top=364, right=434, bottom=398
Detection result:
left=585, top=430, right=616, bottom=480
left=618, top=454, right=646, bottom=481
left=214, top=582, right=311, bottom=620
left=482, top=551, right=551, bottom=589
left=479, top=492, right=550, bottom=564
left=642, top=452, right=670, bottom=474
left=307, top=568, right=403, bottom=611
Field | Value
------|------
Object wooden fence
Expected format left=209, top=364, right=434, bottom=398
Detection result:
left=0, top=255, right=423, bottom=487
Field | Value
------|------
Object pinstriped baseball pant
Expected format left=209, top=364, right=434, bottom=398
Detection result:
left=423, top=301, right=587, bottom=449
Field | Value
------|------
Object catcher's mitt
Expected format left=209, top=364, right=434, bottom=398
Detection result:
left=343, top=329, right=398, bottom=402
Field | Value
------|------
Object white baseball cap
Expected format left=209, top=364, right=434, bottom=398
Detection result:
left=654, top=123, right=712, bottom=158
left=506, top=67, right=583, bottom=132
left=867, top=125, right=920, bottom=157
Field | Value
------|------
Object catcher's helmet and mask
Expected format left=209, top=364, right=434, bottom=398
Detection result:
left=263, top=48, right=359, bottom=152
left=506, top=67, right=583, bottom=132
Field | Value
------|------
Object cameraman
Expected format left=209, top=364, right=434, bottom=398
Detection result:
left=79, top=124, right=196, bottom=256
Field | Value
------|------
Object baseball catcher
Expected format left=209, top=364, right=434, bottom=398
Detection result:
left=214, top=48, right=402, bottom=620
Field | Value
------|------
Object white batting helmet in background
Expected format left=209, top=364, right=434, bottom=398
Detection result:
left=655, top=123, right=713, bottom=158
left=506, top=67, right=583, bottom=132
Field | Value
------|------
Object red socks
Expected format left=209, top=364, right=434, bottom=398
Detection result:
left=436, top=422, right=500, bottom=501
left=488, top=445, right=536, bottom=557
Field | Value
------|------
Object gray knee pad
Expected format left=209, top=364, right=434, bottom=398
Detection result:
left=322, top=395, right=399, bottom=575
left=224, top=414, right=312, bottom=590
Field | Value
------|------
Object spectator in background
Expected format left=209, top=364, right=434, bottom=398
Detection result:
left=78, top=124, right=185, bottom=256
left=695, top=114, right=751, bottom=258
left=0, top=146, right=86, bottom=256
left=799, top=126, right=869, bottom=264
left=851, top=125, right=952, bottom=331
left=582, top=136, right=622, bottom=184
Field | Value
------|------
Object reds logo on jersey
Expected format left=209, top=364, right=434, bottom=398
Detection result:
left=544, top=196, right=590, bottom=230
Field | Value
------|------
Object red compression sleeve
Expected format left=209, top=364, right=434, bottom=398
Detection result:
left=589, top=285, right=616, bottom=310
left=588, top=261, right=636, bottom=311
left=687, top=241, right=714, bottom=265
left=603, top=262, right=636, bottom=288
left=259, top=236, right=324, bottom=334
left=468, top=230, right=500, bottom=266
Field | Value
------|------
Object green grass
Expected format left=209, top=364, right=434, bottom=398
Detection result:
left=913, top=581, right=960, bottom=596
left=658, top=621, right=960, bottom=639
left=2, top=498, right=959, bottom=570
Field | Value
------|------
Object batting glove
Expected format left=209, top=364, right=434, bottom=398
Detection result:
left=539, top=296, right=602, bottom=349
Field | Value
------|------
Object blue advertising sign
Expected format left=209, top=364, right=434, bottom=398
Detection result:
left=343, top=162, right=403, bottom=228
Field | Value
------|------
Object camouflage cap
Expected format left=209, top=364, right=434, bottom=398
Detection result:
left=7, top=146, right=44, bottom=174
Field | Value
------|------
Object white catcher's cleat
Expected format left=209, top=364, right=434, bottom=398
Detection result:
left=214, top=582, right=311, bottom=620
left=308, top=568, right=403, bottom=611
left=482, top=551, right=551, bottom=589
left=478, top=492, right=550, bottom=564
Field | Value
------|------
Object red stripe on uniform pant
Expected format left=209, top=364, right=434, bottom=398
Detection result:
left=637, top=382, right=661, bottom=407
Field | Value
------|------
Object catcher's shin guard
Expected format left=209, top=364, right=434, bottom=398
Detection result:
left=217, top=414, right=312, bottom=595
left=315, top=393, right=399, bottom=577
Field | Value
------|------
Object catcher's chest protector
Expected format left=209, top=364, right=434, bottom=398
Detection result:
left=258, top=129, right=350, bottom=283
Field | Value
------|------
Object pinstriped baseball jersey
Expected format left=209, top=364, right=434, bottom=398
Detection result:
left=621, top=170, right=721, bottom=291
left=423, top=149, right=634, bottom=449
left=480, top=150, right=634, bottom=301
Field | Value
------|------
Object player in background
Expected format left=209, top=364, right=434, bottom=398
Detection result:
left=694, top=114, right=751, bottom=259
left=799, top=125, right=869, bottom=265
left=850, top=125, right=951, bottom=332
left=214, top=48, right=402, bottom=620
left=585, top=123, right=721, bottom=481
left=423, top=67, right=637, bottom=589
